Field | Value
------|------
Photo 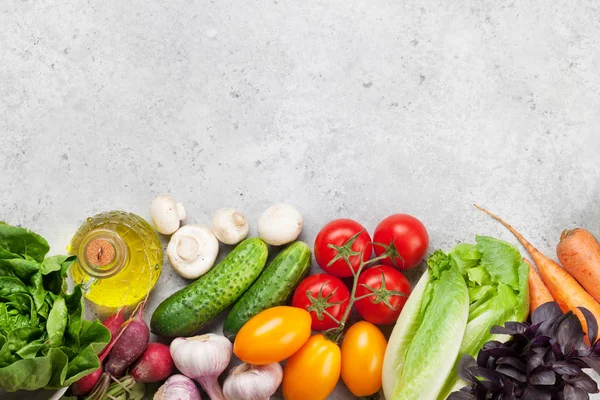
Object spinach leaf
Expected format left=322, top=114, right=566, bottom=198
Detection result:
left=79, top=319, right=110, bottom=353
left=47, top=296, right=67, bottom=346
left=27, top=272, right=47, bottom=314
left=0, top=277, right=28, bottom=297
left=0, top=347, right=69, bottom=391
left=0, top=259, right=39, bottom=281
left=0, top=225, right=49, bottom=263
left=43, top=256, right=76, bottom=295
left=16, top=338, right=46, bottom=359
left=62, top=344, right=102, bottom=387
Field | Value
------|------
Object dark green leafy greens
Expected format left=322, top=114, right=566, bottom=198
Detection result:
left=0, top=223, right=110, bottom=392
left=449, top=302, right=600, bottom=400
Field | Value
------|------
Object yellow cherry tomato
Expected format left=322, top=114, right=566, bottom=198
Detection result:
left=233, top=306, right=311, bottom=365
left=341, top=321, right=387, bottom=396
left=283, top=334, right=341, bottom=400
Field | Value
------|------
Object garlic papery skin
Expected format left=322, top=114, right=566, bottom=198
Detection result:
left=223, top=363, right=283, bottom=400
left=154, top=374, right=201, bottom=400
left=170, top=334, right=232, bottom=400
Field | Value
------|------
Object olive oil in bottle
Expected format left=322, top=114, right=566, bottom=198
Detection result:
left=69, top=211, right=163, bottom=308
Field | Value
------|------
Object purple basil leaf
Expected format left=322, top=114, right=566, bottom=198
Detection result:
left=477, top=348, right=491, bottom=367
left=529, top=369, right=556, bottom=385
left=483, top=340, right=503, bottom=350
left=565, top=372, right=599, bottom=393
left=501, top=376, right=517, bottom=398
left=496, top=365, right=527, bottom=382
left=485, top=346, right=519, bottom=359
left=491, top=322, right=528, bottom=336
left=531, top=335, right=552, bottom=348
left=528, top=347, right=547, bottom=374
left=552, top=342, right=566, bottom=360
left=583, top=357, right=600, bottom=374
left=472, top=366, right=503, bottom=384
left=496, top=356, right=526, bottom=371
left=457, top=354, right=478, bottom=383
left=564, top=384, right=591, bottom=400
left=553, top=361, right=582, bottom=375
left=532, top=301, right=563, bottom=325
left=557, top=314, right=587, bottom=354
left=578, top=306, right=599, bottom=345
left=447, top=392, right=476, bottom=400
left=522, top=385, right=553, bottom=400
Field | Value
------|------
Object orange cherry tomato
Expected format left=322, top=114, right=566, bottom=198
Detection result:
left=341, top=321, right=387, bottom=396
left=233, top=306, right=311, bottom=365
left=283, top=334, right=341, bottom=400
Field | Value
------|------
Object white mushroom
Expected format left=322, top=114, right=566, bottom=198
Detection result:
left=211, top=208, right=249, bottom=245
left=150, top=195, right=187, bottom=235
left=167, top=225, right=219, bottom=279
left=257, top=204, right=303, bottom=246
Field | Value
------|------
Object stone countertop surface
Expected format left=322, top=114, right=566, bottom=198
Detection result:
left=1, top=0, right=600, bottom=399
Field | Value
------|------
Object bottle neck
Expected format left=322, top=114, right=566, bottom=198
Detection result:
left=77, top=229, right=128, bottom=278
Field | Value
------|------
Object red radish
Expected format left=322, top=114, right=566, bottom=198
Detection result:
left=130, top=343, right=174, bottom=383
left=105, top=303, right=150, bottom=378
left=102, top=307, right=125, bottom=339
left=71, top=367, right=103, bottom=397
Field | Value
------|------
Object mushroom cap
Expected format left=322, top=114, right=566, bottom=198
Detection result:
left=167, top=225, right=219, bottom=279
left=212, top=208, right=249, bottom=245
left=150, top=194, right=186, bottom=235
left=258, top=204, right=303, bottom=246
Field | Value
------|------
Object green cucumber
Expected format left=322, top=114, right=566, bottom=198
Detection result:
left=223, top=241, right=312, bottom=339
left=150, top=238, right=268, bottom=337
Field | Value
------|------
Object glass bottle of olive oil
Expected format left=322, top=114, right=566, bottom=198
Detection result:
left=69, top=211, right=163, bottom=308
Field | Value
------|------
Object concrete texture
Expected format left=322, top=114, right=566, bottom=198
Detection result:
left=1, top=0, right=600, bottom=398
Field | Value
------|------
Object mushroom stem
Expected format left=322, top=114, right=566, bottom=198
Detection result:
left=176, top=202, right=187, bottom=221
left=176, top=236, right=200, bottom=261
left=232, top=212, right=246, bottom=227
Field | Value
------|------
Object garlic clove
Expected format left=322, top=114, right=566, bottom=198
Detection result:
left=223, top=362, right=283, bottom=400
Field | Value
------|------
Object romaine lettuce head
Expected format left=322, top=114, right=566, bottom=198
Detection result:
left=437, top=235, right=530, bottom=399
left=382, top=251, right=470, bottom=400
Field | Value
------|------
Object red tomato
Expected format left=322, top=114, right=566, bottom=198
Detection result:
left=373, top=214, right=429, bottom=270
left=292, top=274, right=351, bottom=331
left=314, top=219, right=373, bottom=277
left=354, top=265, right=412, bottom=325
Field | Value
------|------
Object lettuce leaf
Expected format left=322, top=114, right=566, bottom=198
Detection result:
left=0, top=224, right=109, bottom=392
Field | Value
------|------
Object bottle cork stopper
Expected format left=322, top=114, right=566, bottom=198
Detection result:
left=85, top=239, right=116, bottom=267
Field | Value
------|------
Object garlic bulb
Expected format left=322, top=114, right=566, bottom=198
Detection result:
left=223, top=363, right=283, bottom=400
left=170, top=334, right=232, bottom=400
left=154, top=374, right=201, bottom=400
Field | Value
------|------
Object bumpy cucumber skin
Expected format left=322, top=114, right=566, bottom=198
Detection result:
left=150, top=238, right=268, bottom=337
left=223, top=241, right=312, bottom=339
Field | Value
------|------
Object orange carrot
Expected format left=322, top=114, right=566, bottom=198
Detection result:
left=523, top=258, right=553, bottom=314
left=557, top=228, right=600, bottom=304
left=474, top=205, right=600, bottom=335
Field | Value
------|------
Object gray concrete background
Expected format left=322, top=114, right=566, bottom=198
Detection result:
left=1, top=0, right=600, bottom=399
